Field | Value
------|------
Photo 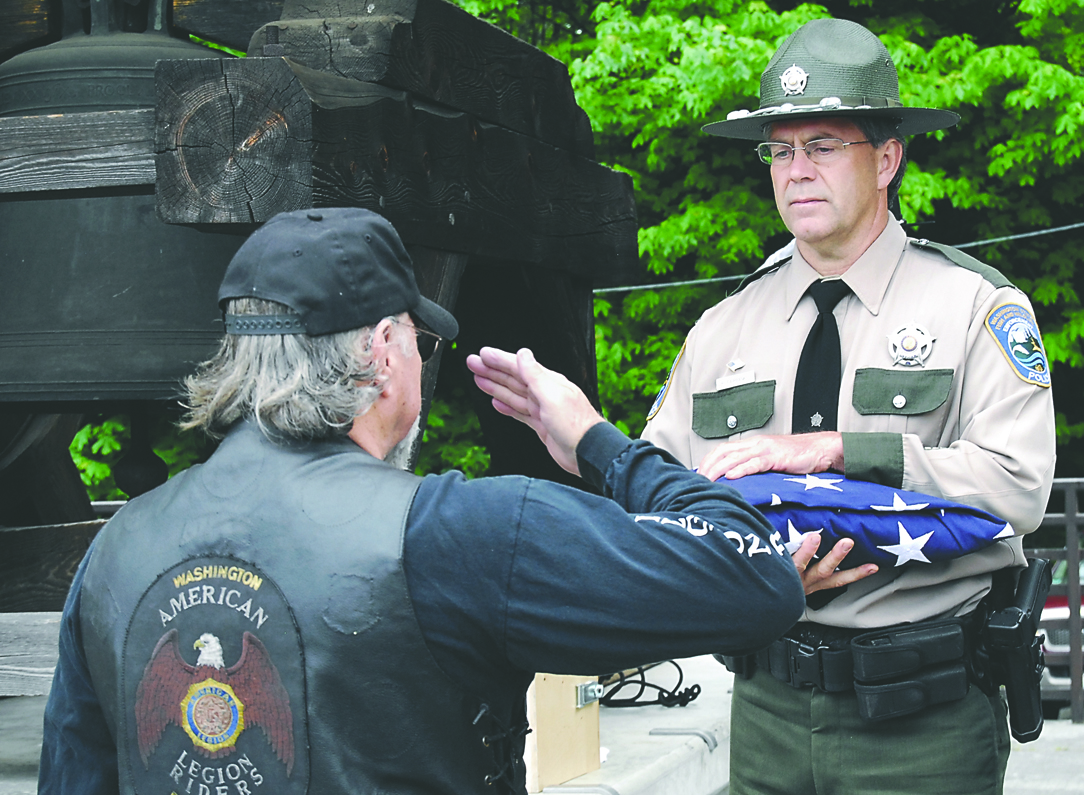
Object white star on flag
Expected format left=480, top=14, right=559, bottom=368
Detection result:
left=994, top=523, right=1015, bottom=539
left=878, top=521, right=935, bottom=566
left=784, top=474, right=844, bottom=492
left=783, top=519, right=821, bottom=555
left=871, top=493, right=930, bottom=512
left=771, top=493, right=782, bottom=506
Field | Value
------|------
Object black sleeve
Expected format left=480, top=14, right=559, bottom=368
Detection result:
left=405, top=422, right=804, bottom=689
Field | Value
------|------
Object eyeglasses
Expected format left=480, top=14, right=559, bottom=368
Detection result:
left=393, top=317, right=444, bottom=363
left=756, top=138, right=872, bottom=166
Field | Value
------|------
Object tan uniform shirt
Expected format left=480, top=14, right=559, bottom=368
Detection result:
left=642, top=218, right=1056, bottom=628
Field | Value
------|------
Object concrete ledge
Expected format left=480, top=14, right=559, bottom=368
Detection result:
left=546, top=656, right=732, bottom=795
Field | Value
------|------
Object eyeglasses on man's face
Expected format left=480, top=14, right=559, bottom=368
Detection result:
left=756, top=138, right=872, bottom=166
left=393, top=316, right=444, bottom=362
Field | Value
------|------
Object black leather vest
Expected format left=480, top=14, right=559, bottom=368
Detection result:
left=79, top=421, right=513, bottom=793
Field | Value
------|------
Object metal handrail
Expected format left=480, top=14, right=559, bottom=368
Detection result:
left=1030, top=477, right=1083, bottom=723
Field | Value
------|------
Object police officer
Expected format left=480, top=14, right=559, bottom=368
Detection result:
left=38, top=207, right=805, bottom=795
left=641, top=18, right=1056, bottom=795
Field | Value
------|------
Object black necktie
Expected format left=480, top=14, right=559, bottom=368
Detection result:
left=792, top=279, right=851, bottom=434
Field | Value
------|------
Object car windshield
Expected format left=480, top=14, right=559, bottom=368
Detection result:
left=1051, top=559, right=1084, bottom=585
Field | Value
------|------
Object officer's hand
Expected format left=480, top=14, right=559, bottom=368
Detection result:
left=697, top=432, right=844, bottom=482
left=467, top=347, right=604, bottom=476
left=791, top=532, right=879, bottom=595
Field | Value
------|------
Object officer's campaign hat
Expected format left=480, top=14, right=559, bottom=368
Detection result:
left=218, top=207, right=458, bottom=339
left=702, top=18, right=959, bottom=140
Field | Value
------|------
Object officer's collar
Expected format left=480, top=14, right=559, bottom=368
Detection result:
left=783, top=217, right=907, bottom=320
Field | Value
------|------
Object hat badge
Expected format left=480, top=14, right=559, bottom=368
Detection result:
left=780, top=64, right=809, bottom=96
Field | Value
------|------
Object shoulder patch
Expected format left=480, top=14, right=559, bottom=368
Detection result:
left=647, top=341, right=686, bottom=421
left=984, top=303, right=1051, bottom=387
left=909, top=239, right=1014, bottom=289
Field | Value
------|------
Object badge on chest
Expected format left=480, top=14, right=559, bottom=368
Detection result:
left=887, top=324, right=935, bottom=367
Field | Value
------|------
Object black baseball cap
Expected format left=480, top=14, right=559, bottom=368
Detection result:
left=218, top=207, right=458, bottom=339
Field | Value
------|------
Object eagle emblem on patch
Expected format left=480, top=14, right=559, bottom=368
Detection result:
left=135, top=629, right=295, bottom=775
left=984, top=304, right=1050, bottom=387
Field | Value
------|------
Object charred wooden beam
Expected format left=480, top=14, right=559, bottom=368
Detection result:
left=155, top=58, right=635, bottom=283
left=172, top=0, right=592, bottom=157
left=171, top=0, right=285, bottom=52
left=156, top=57, right=313, bottom=223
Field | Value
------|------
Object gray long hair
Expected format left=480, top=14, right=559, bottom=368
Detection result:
left=181, top=298, right=407, bottom=440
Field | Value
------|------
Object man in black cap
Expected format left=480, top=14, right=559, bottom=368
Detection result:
left=642, top=17, right=1055, bottom=795
left=38, top=207, right=805, bottom=794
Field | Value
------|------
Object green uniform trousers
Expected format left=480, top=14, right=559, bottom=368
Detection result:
left=729, top=666, right=1011, bottom=794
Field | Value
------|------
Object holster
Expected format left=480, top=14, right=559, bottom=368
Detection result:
left=982, top=557, right=1052, bottom=743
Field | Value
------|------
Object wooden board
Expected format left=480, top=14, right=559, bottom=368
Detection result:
left=0, top=520, right=104, bottom=612
left=524, top=673, right=601, bottom=792
left=0, top=109, right=156, bottom=193
left=0, top=612, right=60, bottom=696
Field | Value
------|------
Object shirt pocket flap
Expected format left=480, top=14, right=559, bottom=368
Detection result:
left=852, top=368, right=954, bottom=415
left=692, top=380, right=776, bottom=439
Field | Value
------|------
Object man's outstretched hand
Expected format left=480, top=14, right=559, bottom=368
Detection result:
left=792, top=532, right=879, bottom=595
left=467, top=347, right=604, bottom=476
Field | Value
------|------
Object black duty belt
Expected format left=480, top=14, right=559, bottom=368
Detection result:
left=719, top=616, right=982, bottom=722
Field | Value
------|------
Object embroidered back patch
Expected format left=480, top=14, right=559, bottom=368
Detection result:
left=122, top=557, right=308, bottom=793
left=984, top=304, right=1050, bottom=387
left=647, top=341, right=686, bottom=421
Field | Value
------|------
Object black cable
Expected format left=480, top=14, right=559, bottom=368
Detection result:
left=599, top=660, right=702, bottom=708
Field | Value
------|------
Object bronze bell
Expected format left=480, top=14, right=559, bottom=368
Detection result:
left=0, top=0, right=249, bottom=521
left=0, top=0, right=246, bottom=405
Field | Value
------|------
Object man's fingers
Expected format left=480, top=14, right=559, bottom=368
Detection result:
left=477, top=346, right=520, bottom=373
left=801, top=538, right=879, bottom=594
left=819, top=538, right=855, bottom=571
left=790, top=532, right=822, bottom=572
left=467, top=353, right=528, bottom=394
left=825, top=563, right=879, bottom=589
left=473, top=375, right=532, bottom=418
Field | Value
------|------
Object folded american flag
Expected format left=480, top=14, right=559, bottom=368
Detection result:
left=723, top=472, right=1014, bottom=568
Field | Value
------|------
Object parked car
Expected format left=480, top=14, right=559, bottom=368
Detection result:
left=1038, top=558, right=1084, bottom=718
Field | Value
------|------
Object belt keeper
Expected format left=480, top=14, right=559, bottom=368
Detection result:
left=854, top=662, right=970, bottom=722
left=851, top=619, right=967, bottom=683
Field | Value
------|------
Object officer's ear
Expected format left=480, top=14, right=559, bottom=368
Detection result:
left=876, top=138, right=903, bottom=191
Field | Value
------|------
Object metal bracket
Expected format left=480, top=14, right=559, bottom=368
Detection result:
left=576, top=681, right=605, bottom=708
